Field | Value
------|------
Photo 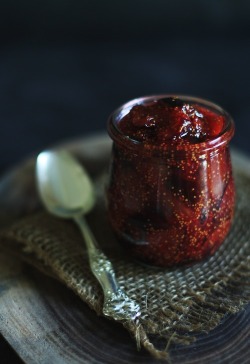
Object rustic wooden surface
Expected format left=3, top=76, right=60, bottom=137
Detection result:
left=0, top=134, right=249, bottom=364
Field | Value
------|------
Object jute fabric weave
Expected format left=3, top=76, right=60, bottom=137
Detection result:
left=0, top=158, right=249, bottom=360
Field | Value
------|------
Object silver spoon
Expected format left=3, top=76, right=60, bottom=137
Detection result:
left=36, top=150, right=141, bottom=322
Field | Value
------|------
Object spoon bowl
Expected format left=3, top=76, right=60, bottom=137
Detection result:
left=36, top=151, right=95, bottom=218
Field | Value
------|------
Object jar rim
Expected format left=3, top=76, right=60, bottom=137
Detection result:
left=107, top=94, right=235, bottom=155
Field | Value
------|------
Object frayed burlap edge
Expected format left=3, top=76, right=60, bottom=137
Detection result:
left=0, top=171, right=249, bottom=360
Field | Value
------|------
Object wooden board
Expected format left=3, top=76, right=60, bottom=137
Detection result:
left=0, top=134, right=249, bottom=364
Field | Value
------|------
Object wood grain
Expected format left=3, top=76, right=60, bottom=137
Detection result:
left=0, top=135, right=249, bottom=364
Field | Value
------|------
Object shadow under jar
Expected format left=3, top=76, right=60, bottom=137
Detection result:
left=106, top=95, right=235, bottom=267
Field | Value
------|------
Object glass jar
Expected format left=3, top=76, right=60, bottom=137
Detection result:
left=106, top=95, right=235, bottom=267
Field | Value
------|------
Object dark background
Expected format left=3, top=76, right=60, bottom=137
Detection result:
left=0, top=1, right=250, bottom=362
left=0, top=0, right=250, bottom=177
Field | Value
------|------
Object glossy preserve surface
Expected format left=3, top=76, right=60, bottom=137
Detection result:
left=118, top=97, right=225, bottom=144
left=107, top=96, right=235, bottom=267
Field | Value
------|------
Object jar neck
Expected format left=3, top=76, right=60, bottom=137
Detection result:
left=108, top=119, right=234, bottom=158
left=107, top=95, right=235, bottom=158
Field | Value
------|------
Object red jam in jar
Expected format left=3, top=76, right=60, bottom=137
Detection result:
left=107, top=95, right=235, bottom=267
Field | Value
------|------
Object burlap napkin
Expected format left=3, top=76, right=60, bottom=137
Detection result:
left=0, top=150, right=249, bottom=360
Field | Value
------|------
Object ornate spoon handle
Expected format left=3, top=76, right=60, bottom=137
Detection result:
left=74, top=216, right=141, bottom=321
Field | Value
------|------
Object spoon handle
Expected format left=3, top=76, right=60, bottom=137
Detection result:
left=74, top=215, right=141, bottom=321
left=74, top=216, right=122, bottom=296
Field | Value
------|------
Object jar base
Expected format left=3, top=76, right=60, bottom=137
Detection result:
left=114, top=229, right=232, bottom=268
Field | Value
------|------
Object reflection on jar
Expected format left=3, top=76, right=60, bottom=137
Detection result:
left=106, top=95, right=235, bottom=267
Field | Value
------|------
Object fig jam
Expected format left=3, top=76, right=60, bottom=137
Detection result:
left=107, top=95, right=235, bottom=267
